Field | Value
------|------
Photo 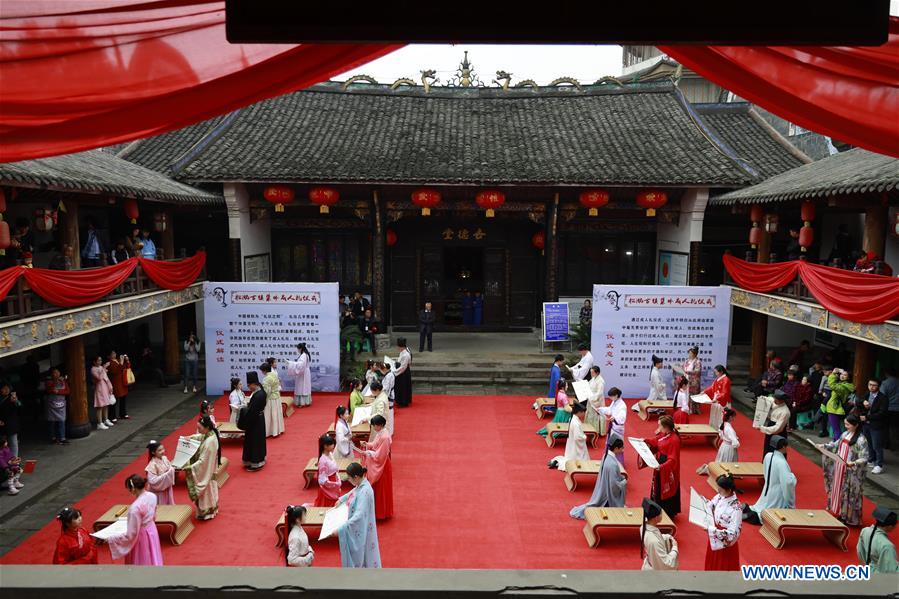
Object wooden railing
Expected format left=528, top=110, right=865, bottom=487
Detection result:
left=0, top=260, right=206, bottom=323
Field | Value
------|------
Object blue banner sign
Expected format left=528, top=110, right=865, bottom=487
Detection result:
left=543, top=302, right=570, bottom=342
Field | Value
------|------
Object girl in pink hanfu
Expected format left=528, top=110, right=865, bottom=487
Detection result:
left=104, top=474, right=163, bottom=565
left=144, top=440, right=175, bottom=505
left=91, top=355, right=115, bottom=430
left=314, top=434, right=341, bottom=507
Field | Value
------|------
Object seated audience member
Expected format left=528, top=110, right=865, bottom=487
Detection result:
left=857, top=507, right=899, bottom=573
left=284, top=504, right=314, bottom=567
left=53, top=507, right=98, bottom=565
left=786, top=340, right=811, bottom=373
left=753, top=358, right=784, bottom=397
left=0, top=435, right=22, bottom=495
left=743, top=436, right=796, bottom=525
left=641, top=498, right=679, bottom=571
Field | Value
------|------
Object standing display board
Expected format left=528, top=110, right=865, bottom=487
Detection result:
left=591, top=285, right=731, bottom=398
left=543, top=302, right=570, bottom=342
left=203, top=282, right=340, bottom=395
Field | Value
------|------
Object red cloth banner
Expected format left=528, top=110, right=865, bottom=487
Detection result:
left=661, top=17, right=899, bottom=159
left=723, top=254, right=899, bottom=324
left=0, top=252, right=205, bottom=308
left=0, top=1, right=400, bottom=161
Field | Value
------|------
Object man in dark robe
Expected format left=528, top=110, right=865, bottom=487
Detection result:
left=239, top=371, right=267, bottom=470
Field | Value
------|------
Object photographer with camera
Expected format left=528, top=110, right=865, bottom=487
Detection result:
left=183, top=333, right=202, bottom=394
left=44, top=367, right=70, bottom=444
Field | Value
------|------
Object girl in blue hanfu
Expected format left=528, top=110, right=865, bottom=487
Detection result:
left=334, top=462, right=381, bottom=568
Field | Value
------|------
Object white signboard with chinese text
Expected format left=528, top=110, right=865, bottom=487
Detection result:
left=203, top=282, right=340, bottom=395
left=591, top=285, right=731, bottom=398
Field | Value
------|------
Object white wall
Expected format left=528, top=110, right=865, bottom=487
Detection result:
left=655, top=188, right=708, bottom=282
left=224, top=182, right=271, bottom=281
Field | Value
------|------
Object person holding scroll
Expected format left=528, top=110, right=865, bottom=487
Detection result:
left=570, top=437, right=627, bottom=519
left=98, top=474, right=163, bottom=565
left=183, top=415, right=221, bottom=521
left=640, top=498, right=679, bottom=570
left=366, top=381, right=389, bottom=441
left=144, top=440, right=175, bottom=506
left=569, top=344, right=594, bottom=382
left=682, top=346, right=702, bottom=414
left=819, top=414, right=868, bottom=526
left=743, top=435, right=796, bottom=525
left=335, top=462, right=382, bottom=568
left=286, top=343, right=312, bottom=408
left=598, top=387, right=627, bottom=465
left=261, top=360, right=284, bottom=437
left=760, top=390, right=790, bottom=458
left=640, top=415, right=681, bottom=518
left=359, top=415, right=393, bottom=520
left=857, top=507, right=899, bottom=573
left=702, top=365, right=731, bottom=409
left=704, top=474, right=742, bottom=571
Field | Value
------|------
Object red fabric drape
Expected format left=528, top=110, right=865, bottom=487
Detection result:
left=723, top=254, right=899, bottom=324
left=0, top=1, right=400, bottom=161
left=0, top=252, right=205, bottom=307
left=661, top=17, right=899, bottom=159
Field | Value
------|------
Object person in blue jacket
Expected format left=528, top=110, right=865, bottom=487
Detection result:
left=472, top=291, right=484, bottom=325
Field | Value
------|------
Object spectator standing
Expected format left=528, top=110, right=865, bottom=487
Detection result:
left=81, top=218, right=104, bottom=267
left=48, top=244, right=74, bottom=270
left=110, top=240, right=130, bottom=264
left=881, top=369, right=899, bottom=450
left=183, top=333, right=201, bottom=394
left=418, top=301, right=435, bottom=352
left=857, top=379, right=888, bottom=474
left=0, top=382, right=22, bottom=457
left=359, top=308, right=378, bottom=354
left=139, top=229, right=157, bottom=259
left=107, top=351, right=131, bottom=420
left=91, top=356, right=115, bottom=430
left=9, top=218, right=34, bottom=264
left=784, top=225, right=801, bottom=261
left=579, top=299, right=592, bottom=328
left=827, top=223, right=853, bottom=266
left=472, top=291, right=484, bottom=325
left=787, top=340, right=811, bottom=373
left=350, top=291, right=371, bottom=318
left=44, top=368, right=70, bottom=444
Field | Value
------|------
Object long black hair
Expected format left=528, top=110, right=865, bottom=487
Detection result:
left=650, top=354, right=662, bottom=380
left=284, top=505, right=307, bottom=566
left=296, top=343, right=311, bottom=359
left=125, top=474, right=147, bottom=491
left=199, top=415, right=222, bottom=466
left=845, top=414, right=862, bottom=446
left=720, top=407, right=736, bottom=431
left=146, top=440, right=162, bottom=462
left=230, top=377, right=241, bottom=392
left=57, top=506, right=82, bottom=531
left=318, top=434, right=336, bottom=458
left=714, top=364, right=729, bottom=378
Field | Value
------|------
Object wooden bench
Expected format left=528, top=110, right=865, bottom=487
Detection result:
left=760, top=509, right=849, bottom=551
left=534, top=398, right=556, bottom=420
left=583, top=507, right=676, bottom=548
left=326, top=421, right=370, bottom=442
left=176, top=456, right=231, bottom=488
left=216, top=421, right=244, bottom=439
left=637, top=399, right=675, bottom=421
left=675, top=423, right=719, bottom=446
left=706, top=461, right=763, bottom=494
left=282, top=397, right=295, bottom=418
left=564, top=459, right=601, bottom=492
left=275, top=507, right=332, bottom=547
left=302, top=455, right=357, bottom=489
left=93, top=504, right=195, bottom=545
left=544, top=422, right=599, bottom=448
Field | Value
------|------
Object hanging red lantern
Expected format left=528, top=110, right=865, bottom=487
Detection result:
left=799, top=225, right=814, bottom=249
left=33, top=209, right=54, bottom=232
left=154, top=212, right=168, bottom=233
left=748, top=204, right=763, bottom=249
left=123, top=198, right=139, bottom=224
left=410, top=188, right=441, bottom=216
left=749, top=226, right=763, bottom=248
left=635, top=190, right=667, bottom=217
left=263, top=185, right=296, bottom=212
left=386, top=229, right=397, bottom=247
left=579, top=189, right=610, bottom=216
left=531, top=230, right=545, bottom=251
left=475, top=190, right=505, bottom=218
left=308, top=186, right=338, bottom=214
left=800, top=200, right=815, bottom=223
left=799, top=200, right=816, bottom=253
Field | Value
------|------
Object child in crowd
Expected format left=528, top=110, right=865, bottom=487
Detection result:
left=0, top=435, right=23, bottom=495
left=53, top=507, right=98, bottom=564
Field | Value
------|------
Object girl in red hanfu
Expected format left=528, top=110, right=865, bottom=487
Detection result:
left=53, top=507, right=98, bottom=565
left=360, top=414, right=393, bottom=520
left=703, top=365, right=732, bottom=408
left=672, top=378, right=691, bottom=424
left=639, top=415, right=682, bottom=518
left=314, top=434, right=341, bottom=507
left=704, top=474, right=742, bottom=571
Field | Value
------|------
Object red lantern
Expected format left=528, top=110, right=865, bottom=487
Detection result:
left=635, top=190, right=667, bottom=217
left=579, top=189, right=610, bottom=216
left=799, top=225, right=814, bottom=249
left=263, top=185, right=296, bottom=213
left=308, top=186, right=338, bottom=214
left=0, top=220, right=9, bottom=253
left=475, top=190, right=505, bottom=218
left=154, top=212, right=168, bottom=233
left=749, top=226, right=763, bottom=248
left=799, top=200, right=816, bottom=253
left=386, top=229, right=397, bottom=247
left=749, top=204, right=764, bottom=223
left=800, top=200, right=815, bottom=223
left=123, top=198, right=139, bottom=224
left=34, top=209, right=54, bottom=232
left=410, top=188, right=441, bottom=216
left=531, top=230, right=545, bottom=251
left=749, top=203, right=764, bottom=249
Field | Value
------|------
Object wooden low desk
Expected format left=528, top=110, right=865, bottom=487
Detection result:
left=760, top=509, right=849, bottom=551
left=637, top=399, right=676, bottom=421
left=281, top=397, right=295, bottom=418
left=544, top=422, right=599, bottom=448
left=675, top=424, right=719, bottom=446
left=275, top=507, right=332, bottom=547
left=302, top=455, right=357, bottom=489
left=706, top=462, right=764, bottom=493
left=93, top=504, right=194, bottom=545
left=175, top=456, right=231, bottom=488
left=534, top=398, right=556, bottom=420
left=564, top=459, right=600, bottom=491
left=582, top=507, right=676, bottom=548
left=326, top=421, right=370, bottom=442
left=216, top=422, right=244, bottom=439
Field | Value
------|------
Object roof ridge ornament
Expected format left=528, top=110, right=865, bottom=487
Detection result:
left=548, top=77, right=582, bottom=91
left=493, top=70, right=513, bottom=91
left=420, top=69, right=437, bottom=93
left=448, top=51, right=482, bottom=87
left=593, top=75, right=624, bottom=87
left=514, top=79, right=539, bottom=89
left=342, top=75, right=379, bottom=90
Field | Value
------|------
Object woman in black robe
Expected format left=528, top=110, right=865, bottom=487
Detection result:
left=239, top=371, right=267, bottom=471
left=393, top=338, right=413, bottom=408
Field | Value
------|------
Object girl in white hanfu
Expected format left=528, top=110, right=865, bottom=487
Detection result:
left=261, top=360, right=285, bottom=437
left=697, top=408, right=741, bottom=475
left=334, top=406, right=353, bottom=459
left=647, top=354, right=667, bottom=402
left=284, top=504, right=314, bottom=567
left=144, top=440, right=175, bottom=505
left=550, top=401, right=590, bottom=470
left=287, top=343, right=312, bottom=407
left=599, top=387, right=627, bottom=465
left=184, top=416, right=221, bottom=520
left=228, top=378, right=246, bottom=424
left=585, top=366, right=606, bottom=435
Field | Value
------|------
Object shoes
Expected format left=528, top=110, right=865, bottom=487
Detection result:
left=183, top=387, right=189, bottom=393
left=7, top=486, right=19, bottom=495
left=13, top=478, right=24, bottom=489
left=867, top=463, right=876, bottom=469
left=193, top=386, right=198, bottom=393
left=61, top=439, right=70, bottom=445
left=97, top=423, right=108, bottom=430
left=104, top=419, right=114, bottom=427
left=123, top=415, right=130, bottom=420
left=871, top=466, right=883, bottom=474
left=111, top=418, right=118, bottom=423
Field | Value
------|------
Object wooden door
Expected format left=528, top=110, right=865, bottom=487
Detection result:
left=483, top=247, right=506, bottom=325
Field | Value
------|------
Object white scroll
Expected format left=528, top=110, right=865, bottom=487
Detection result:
left=628, top=437, right=659, bottom=469
left=171, top=436, right=201, bottom=469
left=319, top=503, right=349, bottom=540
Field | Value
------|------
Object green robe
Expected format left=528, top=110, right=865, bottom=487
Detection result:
left=349, top=389, right=365, bottom=416
left=857, top=526, right=899, bottom=573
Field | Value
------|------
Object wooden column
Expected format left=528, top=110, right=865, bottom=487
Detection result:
left=545, top=193, right=560, bottom=302
left=60, top=199, right=81, bottom=269
left=228, top=238, right=242, bottom=281
left=161, top=208, right=175, bottom=259
left=852, top=340, right=876, bottom=392
left=163, top=309, right=180, bottom=378
left=63, top=335, right=91, bottom=438
left=689, top=241, right=702, bottom=285
left=863, top=202, right=887, bottom=257
left=372, top=191, right=386, bottom=321
left=749, top=230, right=772, bottom=378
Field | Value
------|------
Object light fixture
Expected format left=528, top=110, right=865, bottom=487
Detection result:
left=625, top=251, right=633, bottom=256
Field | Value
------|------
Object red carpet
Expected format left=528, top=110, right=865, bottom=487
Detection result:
left=2, top=394, right=887, bottom=569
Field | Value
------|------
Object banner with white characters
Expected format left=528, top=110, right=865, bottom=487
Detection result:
left=203, top=282, right=340, bottom=395
left=591, top=285, right=731, bottom=398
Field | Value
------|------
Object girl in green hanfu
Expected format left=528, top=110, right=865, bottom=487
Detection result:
left=184, top=415, right=221, bottom=520
left=537, top=379, right=573, bottom=437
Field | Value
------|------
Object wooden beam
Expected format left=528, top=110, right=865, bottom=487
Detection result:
left=863, top=202, right=887, bottom=257
left=852, top=341, right=876, bottom=394
left=163, top=309, right=180, bottom=378
left=750, top=313, right=768, bottom=379
left=63, top=335, right=91, bottom=439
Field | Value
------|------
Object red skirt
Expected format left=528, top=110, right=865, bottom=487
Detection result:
left=704, top=539, right=740, bottom=571
left=672, top=409, right=690, bottom=424
left=313, top=473, right=340, bottom=507
left=371, top=459, right=394, bottom=520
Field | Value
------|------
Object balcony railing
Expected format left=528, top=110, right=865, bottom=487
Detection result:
left=0, top=260, right=207, bottom=323
left=723, top=270, right=817, bottom=303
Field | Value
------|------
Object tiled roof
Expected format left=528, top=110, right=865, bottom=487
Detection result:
left=121, top=81, right=755, bottom=187
left=693, top=103, right=810, bottom=180
left=712, top=148, right=899, bottom=205
left=0, top=150, right=222, bottom=205
left=117, top=115, right=231, bottom=177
